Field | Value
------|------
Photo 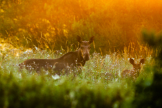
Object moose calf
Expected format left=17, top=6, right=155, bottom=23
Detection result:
left=121, top=58, right=145, bottom=79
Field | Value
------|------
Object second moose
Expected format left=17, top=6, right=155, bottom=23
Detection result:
left=121, top=58, right=145, bottom=80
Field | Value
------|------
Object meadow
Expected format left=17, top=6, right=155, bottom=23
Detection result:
left=0, top=42, right=155, bottom=108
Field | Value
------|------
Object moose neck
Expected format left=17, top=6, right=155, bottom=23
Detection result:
left=76, top=48, right=86, bottom=66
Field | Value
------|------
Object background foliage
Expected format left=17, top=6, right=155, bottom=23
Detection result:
left=0, top=0, right=162, bottom=53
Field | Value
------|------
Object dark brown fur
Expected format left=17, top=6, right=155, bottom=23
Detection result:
left=19, top=36, right=94, bottom=74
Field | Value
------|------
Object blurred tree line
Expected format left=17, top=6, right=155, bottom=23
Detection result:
left=0, top=0, right=162, bottom=53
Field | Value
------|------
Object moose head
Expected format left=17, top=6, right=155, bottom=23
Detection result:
left=77, top=36, right=94, bottom=61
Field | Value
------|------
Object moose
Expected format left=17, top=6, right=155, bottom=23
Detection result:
left=121, top=58, right=145, bottom=79
left=19, top=36, right=94, bottom=75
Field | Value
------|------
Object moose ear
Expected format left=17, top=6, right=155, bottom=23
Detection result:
left=77, top=36, right=82, bottom=43
left=129, top=58, right=135, bottom=65
left=89, top=36, right=94, bottom=44
left=140, top=58, right=145, bottom=64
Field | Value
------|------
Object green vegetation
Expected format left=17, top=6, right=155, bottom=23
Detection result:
left=133, top=31, right=162, bottom=108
